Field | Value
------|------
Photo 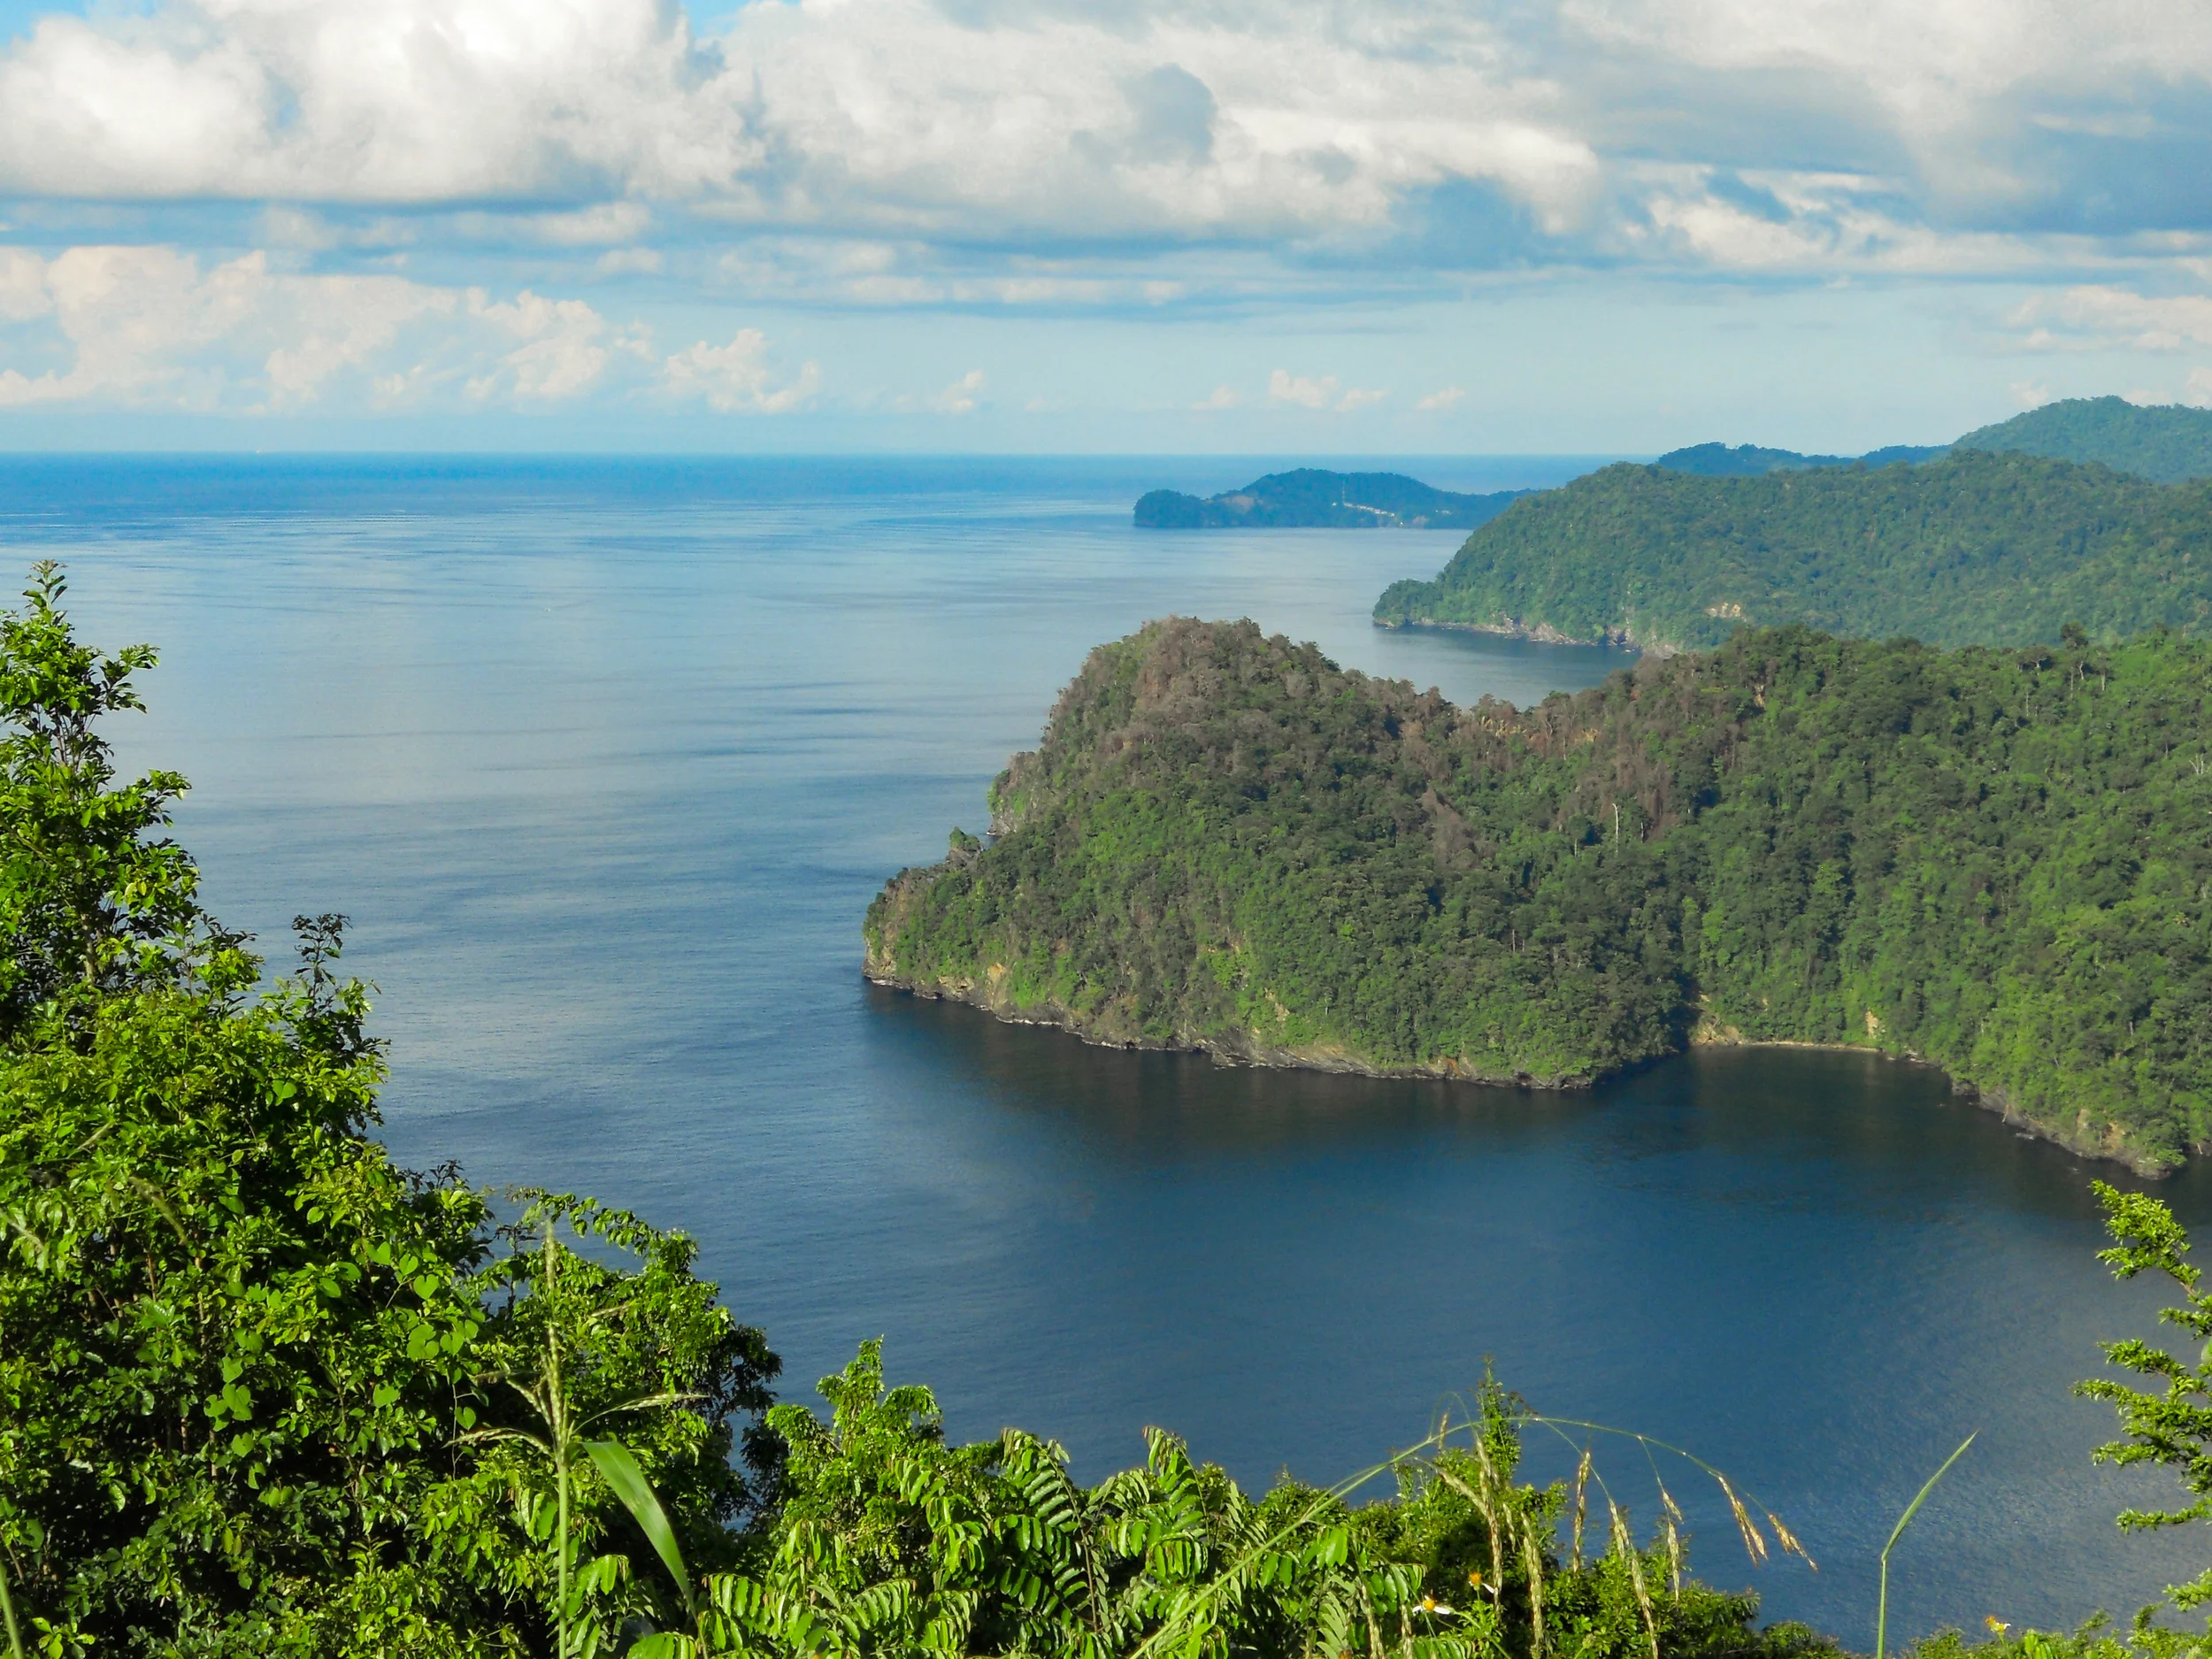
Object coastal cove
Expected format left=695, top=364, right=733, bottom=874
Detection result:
left=10, top=453, right=2210, bottom=1647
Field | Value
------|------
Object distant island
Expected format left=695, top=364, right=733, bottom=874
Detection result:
left=1134, top=468, right=1531, bottom=529
left=1374, top=449, right=2212, bottom=654
left=1654, top=440, right=1948, bottom=475
left=867, top=617, right=2211, bottom=1174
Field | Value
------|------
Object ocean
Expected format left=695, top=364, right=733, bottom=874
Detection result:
left=5, top=451, right=2206, bottom=1643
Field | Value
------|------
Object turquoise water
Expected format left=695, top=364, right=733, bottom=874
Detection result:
left=6, top=453, right=2208, bottom=1645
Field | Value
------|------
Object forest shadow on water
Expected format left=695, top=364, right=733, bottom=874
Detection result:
left=863, top=985, right=2212, bottom=1646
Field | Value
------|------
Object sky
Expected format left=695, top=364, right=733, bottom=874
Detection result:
left=0, top=0, right=2208, bottom=451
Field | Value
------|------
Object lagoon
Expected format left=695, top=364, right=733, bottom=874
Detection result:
left=7, top=452, right=2206, bottom=1647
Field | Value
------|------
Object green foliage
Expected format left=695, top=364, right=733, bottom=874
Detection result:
left=0, top=561, right=204, bottom=1036
left=641, top=1343, right=1819, bottom=1659
left=1958, top=399, right=2212, bottom=485
left=0, top=571, right=780, bottom=1656
left=2077, top=1182, right=2212, bottom=1609
left=868, top=617, right=2212, bottom=1170
left=1372, top=451, right=2212, bottom=652
left=1900, top=1614, right=2208, bottom=1659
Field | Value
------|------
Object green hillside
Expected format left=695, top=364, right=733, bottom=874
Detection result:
left=868, top=617, right=2212, bottom=1173
left=1960, top=396, right=2212, bottom=482
left=1372, top=449, right=2212, bottom=653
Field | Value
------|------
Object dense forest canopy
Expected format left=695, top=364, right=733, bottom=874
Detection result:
left=869, top=617, right=2212, bottom=1174
left=1371, top=450, right=2212, bottom=654
left=1135, top=469, right=1530, bottom=529
left=1957, top=398, right=2212, bottom=484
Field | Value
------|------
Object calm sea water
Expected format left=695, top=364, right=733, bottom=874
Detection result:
left=6, top=453, right=2208, bottom=1646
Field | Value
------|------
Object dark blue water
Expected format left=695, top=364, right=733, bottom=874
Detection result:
left=5, top=453, right=2207, bottom=1647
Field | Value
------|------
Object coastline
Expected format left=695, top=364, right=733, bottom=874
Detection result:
left=1373, top=612, right=1674, bottom=657
left=871, top=965, right=2178, bottom=1178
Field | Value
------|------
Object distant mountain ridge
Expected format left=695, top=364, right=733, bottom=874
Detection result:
left=1956, top=396, right=2212, bottom=483
left=1655, top=441, right=1950, bottom=476
left=1373, top=449, right=2212, bottom=654
left=1135, top=468, right=1531, bottom=529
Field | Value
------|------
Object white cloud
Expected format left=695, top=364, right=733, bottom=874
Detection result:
left=1268, top=369, right=1337, bottom=409
left=0, top=241, right=809, bottom=412
left=1267, top=370, right=1385, bottom=412
left=465, top=289, right=628, bottom=402
left=0, top=0, right=1604, bottom=249
left=1192, top=383, right=1237, bottom=410
left=1416, top=385, right=1465, bottom=411
left=931, top=368, right=986, bottom=414
left=662, top=328, right=819, bottom=412
left=0, top=0, right=2201, bottom=318
left=2008, top=379, right=2054, bottom=409
left=2010, top=287, right=2212, bottom=351
left=2186, top=367, right=2212, bottom=408
left=595, top=247, right=664, bottom=276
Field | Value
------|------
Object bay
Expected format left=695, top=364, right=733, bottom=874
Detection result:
left=4, top=452, right=2205, bottom=1647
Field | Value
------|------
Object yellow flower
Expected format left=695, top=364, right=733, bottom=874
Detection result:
left=1986, top=1618, right=2011, bottom=1637
left=1468, top=1571, right=1483, bottom=1588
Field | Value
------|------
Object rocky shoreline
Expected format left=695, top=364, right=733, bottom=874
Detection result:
left=1372, top=612, right=1675, bottom=657
left=872, top=956, right=2178, bottom=1177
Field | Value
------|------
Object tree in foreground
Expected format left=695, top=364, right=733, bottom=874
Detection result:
left=0, top=565, right=780, bottom=1656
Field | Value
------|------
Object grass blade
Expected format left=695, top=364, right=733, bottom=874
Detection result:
left=1877, top=1432, right=1976, bottom=1659
left=586, top=1438, right=698, bottom=1624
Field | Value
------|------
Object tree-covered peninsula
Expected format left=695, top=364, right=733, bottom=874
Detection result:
left=1371, top=450, right=2212, bottom=654
left=1136, top=468, right=1529, bottom=529
left=868, top=617, right=2212, bottom=1174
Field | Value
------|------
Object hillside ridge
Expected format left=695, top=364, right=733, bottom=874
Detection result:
left=867, top=617, right=2212, bottom=1174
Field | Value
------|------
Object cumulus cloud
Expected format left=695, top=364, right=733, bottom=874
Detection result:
left=1192, top=383, right=1237, bottom=410
left=931, top=369, right=986, bottom=414
left=1268, top=369, right=1337, bottom=409
left=1268, top=370, right=1385, bottom=411
left=0, top=0, right=2204, bottom=312
left=0, top=241, right=809, bottom=411
left=2187, top=366, right=2212, bottom=407
left=2010, top=286, right=2212, bottom=351
left=662, top=328, right=819, bottom=412
left=1416, top=386, right=1466, bottom=411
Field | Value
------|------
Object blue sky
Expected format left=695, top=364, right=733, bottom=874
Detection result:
left=0, top=0, right=2206, bottom=451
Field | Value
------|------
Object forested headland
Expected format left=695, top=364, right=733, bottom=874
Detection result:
left=868, top=617, right=2212, bottom=1175
left=1371, top=451, right=2212, bottom=654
